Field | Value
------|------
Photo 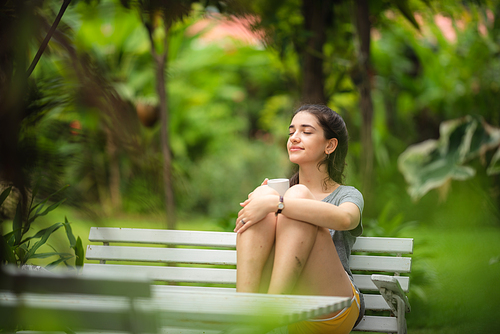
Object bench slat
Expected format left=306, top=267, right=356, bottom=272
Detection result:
left=88, top=228, right=236, bottom=248
left=350, top=255, right=411, bottom=273
left=84, top=263, right=237, bottom=285
left=353, top=274, right=409, bottom=292
left=353, top=237, right=413, bottom=254
left=88, top=228, right=413, bottom=254
left=86, top=246, right=410, bottom=272
left=353, top=315, right=397, bottom=332
left=86, top=245, right=237, bottom=265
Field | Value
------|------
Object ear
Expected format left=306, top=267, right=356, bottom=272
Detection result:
left=325, top=138, right=338, bottom=155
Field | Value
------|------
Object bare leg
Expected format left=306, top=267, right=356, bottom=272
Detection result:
left=267, top=185, right=353, bottom=304
left=236, top=186, right=278, bottom=293
left=259, top=246, right=275, bottom=293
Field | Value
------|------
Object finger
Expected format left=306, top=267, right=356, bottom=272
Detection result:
left=240, top=199, right=250, bottom=207
left=237, top=220, right=251, bottom=234
left=234, top=217, right=248, bottom=233
left=234, top=217, right=242, bottom=232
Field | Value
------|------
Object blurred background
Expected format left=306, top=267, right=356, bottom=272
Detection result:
left=1, top=0, right=499, bottom=333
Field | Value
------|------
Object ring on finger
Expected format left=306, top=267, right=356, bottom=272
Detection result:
left=240, top=219, right=246, bottom=225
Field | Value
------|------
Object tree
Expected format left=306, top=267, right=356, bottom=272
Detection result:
left=118, top=1, right=197, bottom=229
left=248, top=0, right=421, bottom=200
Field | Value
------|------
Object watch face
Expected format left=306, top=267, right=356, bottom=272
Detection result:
left=278, top=203, right=284, bottom=209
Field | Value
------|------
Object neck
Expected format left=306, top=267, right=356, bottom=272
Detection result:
left=298, top=163, right=336, bottom=194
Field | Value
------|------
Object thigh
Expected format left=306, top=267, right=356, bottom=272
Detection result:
left=278, top=185, right=353, bottom=299
left=293, top=227, right=352, bottom=299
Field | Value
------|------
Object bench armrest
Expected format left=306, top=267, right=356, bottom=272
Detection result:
left=371, top=274, right=410, bottom=313
left=371, top=274, right=410, bottom=334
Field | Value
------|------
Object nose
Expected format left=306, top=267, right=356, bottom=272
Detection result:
left=289, top=132, right=300, bottom=143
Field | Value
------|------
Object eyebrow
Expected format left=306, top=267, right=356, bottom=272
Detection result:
left=289, top=124, right=317, bottom=130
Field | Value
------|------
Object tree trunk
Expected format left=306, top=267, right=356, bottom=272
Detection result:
left=147, top=18, right=176, bottom=230
left=158, top=53, right=176, bottom=230
left=299, top=0, right=333, bottom=104
left=105, top=126, right=122, bottom=211
left=354, top=0, right=374, bottom=199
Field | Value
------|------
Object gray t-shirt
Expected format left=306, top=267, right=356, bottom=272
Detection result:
left=322, top=185, right=365, bottom=324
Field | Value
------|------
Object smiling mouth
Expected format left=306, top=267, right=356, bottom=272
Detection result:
left=289, top=147, right=303, bottom=152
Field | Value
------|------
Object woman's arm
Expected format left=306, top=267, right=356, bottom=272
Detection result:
left=281, top=198, right=360, bottom=231
left=235, top=185, right=361, bottom=233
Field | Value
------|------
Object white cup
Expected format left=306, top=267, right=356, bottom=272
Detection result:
left=267, top=178, right=289, bottom=196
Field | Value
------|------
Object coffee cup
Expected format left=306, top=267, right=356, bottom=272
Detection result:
left=267, top=178, right=289, bottom=197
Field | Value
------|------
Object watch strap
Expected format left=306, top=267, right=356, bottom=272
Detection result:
left=276, top=196, right=284, bottom=216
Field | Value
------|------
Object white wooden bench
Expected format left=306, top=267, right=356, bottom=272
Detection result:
left=85, top=227, right=413, bottom=334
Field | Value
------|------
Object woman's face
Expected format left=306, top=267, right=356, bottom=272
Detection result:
left=287, top=111, right=336, bottom=166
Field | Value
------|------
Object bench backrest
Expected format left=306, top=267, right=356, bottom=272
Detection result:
left=84, top=227, right=413, bottom=333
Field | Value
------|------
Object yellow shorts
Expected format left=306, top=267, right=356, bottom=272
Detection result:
left=287, top=280, right=360, bottom=334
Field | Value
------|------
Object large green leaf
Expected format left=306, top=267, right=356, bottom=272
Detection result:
left=398, top=116, right=500, bottom=200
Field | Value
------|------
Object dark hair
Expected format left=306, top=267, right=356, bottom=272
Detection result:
left=289, top=104, right=349, bottom=187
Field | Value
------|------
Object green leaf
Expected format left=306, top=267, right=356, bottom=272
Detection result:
left=74, top=236, right=84, bottom=267
left=22, top=223, right=63, bottom=262
left=398, top=116, right=500, bottom=200
left=12, top=202, right=23, bottom=246
left=0, top=234, right=18, bottom=264
left=47, top=254, right=74, bottom=268
left=20, top=223, right=63, bottom=245
left=63, top=217, right=76, bottom=248
left=3, top=231, right=15, bottom=247
left=28, top=198, right=66, bottom=224
left=391, top=0, right=420, bottom=30
left=16, top=244, right=28, bottom=264
left=487, top=147, right=500, bottom=175
left=30, top=184, right=69, bottom=215
left=29, top=178, right=41, bottom=211
left=29, top=252, right=73, bottom=259
left=0, top=186, right=12, bottom=207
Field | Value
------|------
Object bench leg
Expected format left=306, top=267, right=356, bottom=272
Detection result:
left=396, top=295, right=407, bottom=334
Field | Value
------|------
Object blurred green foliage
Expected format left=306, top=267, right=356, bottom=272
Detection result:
left=5, top=0, right=496, bottom=229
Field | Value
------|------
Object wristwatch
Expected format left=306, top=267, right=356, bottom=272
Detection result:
left=276, top=196, right=284, bottom=216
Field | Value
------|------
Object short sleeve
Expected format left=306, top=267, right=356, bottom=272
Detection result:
left=336, top=186, right=364, bottom=237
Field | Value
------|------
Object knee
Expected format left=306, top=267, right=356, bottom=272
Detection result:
left=284, top=184, right=314, bottom=200
left=250, top=184, right=279, bottom=198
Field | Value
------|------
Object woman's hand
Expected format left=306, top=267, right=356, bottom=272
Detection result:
left=234, top=179, right=277, bottom=233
